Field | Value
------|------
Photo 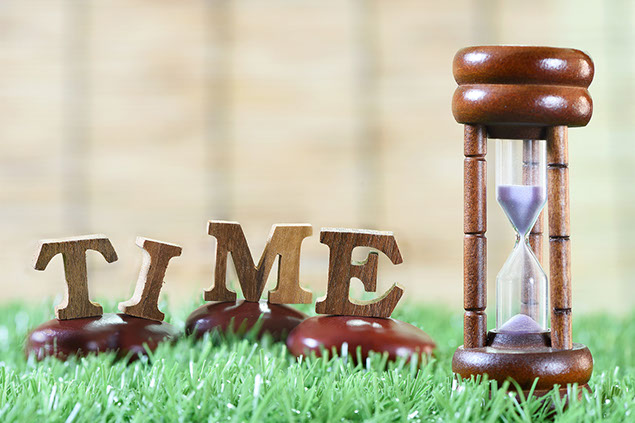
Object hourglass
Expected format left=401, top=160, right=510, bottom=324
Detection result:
left=451, top=46, right=594, bottom=398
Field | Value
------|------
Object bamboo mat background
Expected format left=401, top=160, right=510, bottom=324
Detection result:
left=0, top=0, right=632, bottom=314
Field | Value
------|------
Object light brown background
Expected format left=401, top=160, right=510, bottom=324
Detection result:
left=1, top=0, right=633, bottom=315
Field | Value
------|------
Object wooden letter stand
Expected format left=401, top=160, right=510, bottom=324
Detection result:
left=25, top=235, right=181, bottom=360
left=185, top=221, right=312, bottom=341
left=286, top=228, right=435, bottom=363
left=451, top=46, right=594, bottom=398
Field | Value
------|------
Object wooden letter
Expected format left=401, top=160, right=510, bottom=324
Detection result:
left=315, top=228, right=404, bottom=318
left=266, top=225, right=313, bottom=304
left=34, top=235, right=118, bottom=320
left=205, top=221, right=313, bottom=303
left=118, top=237, right=182, bottom=321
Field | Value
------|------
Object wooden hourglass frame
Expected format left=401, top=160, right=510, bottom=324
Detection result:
left=451, top=46, right=594, bottom=397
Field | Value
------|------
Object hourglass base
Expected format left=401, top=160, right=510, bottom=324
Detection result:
left=452, top=330, right=593, bottom=396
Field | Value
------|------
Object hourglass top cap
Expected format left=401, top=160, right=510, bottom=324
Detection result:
left=452, top=46, right=594, bottom=132
left=453, top=46, right=594, bottom=87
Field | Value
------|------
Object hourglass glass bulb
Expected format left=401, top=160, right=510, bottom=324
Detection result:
left=495, top=139, right=548, bottom=333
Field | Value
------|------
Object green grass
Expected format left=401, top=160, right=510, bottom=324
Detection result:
left=0, top=300, right=633, bottom=422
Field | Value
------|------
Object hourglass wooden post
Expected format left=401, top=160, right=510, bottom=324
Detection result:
left=525, top=143, right=544, bottom=264
left=452, top=46, right=594, bottom=398
left=463, top=124, right=488, bottom=349
left=547, top=125, right=573, bottom=349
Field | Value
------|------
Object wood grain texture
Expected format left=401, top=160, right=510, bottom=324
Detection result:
left=205, top=221, right=313, bottom=304
left=463, top=235, right=486, bottom=310
left=549, top=238, right=572, bottom=310
left=453, top=46, right=594, bottom=87
left=551, top=309, right=573, bottom=350
left=33, top=235, right=118, bottom=320
left=463, top=310, right=487, bottom=349
left=547, top=126, right=573, bottom=350
left=464, top=124, right=487, bottom=157
left=118, top=237, right=182, bottom=321
left=266, top=224, right=313, bottom=304
left=463, top=124, right=487, bottom=348
left=315, top=228, right=404, bottom=318
left=453, top=339, right=592, bottom=390
left=453, top=85, right=592, bottom=128
left=528, top=229, right=543, bottom=263
left=548, top=167, right=570, bottom=237
left=452, top=46, right=595, bottom=137
left=464, top=158, right=486, bottom=234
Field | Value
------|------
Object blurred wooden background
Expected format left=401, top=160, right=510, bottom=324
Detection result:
left=0, top=0, right=632, bottom=315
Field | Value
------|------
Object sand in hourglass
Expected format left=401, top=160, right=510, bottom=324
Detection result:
left=498, top=313, right=544, bottom=333
left=497, top=185, right=546, bottom=237
left=497, top=184, right=547, bottom=333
